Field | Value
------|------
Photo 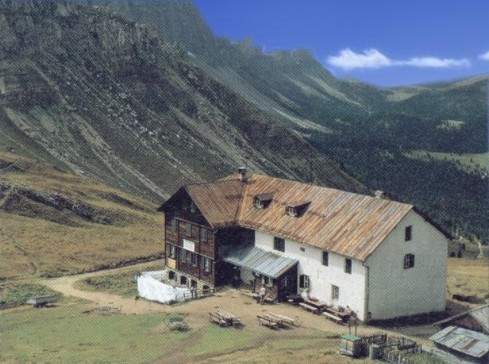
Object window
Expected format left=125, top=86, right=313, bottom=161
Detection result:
left=168, top=270, right=176, bottom=280
left=169, top=218, right=177, bottom=231
left=332, top=285, right=339, bottom=300
left=274, top=237, right=285, bottom=252
left=167, top=244, right=176, bottom=259
left=185, top=222, right=192, bottom=237
left=202, top=257, right=212, bottom=273
left=405, top=225, right=412, bottom=241
left=300, top=247, right=305, bottom=252
left=191, top=252, right=198, bottom=266
left=181, top=249, right=188, bottom=263
left=190, top=201, right=196, bottom=213
left=200, top=228, right=208, bottom=243
left=254, top=193, right=273, bottom=209
left=322, top=251, right=329, bottom=266
left=404, top=253, right=415, bottom=269
left=299, top=274, right=310, bottom=289
left=286, top=206, right=297, bottom=217
left=345, top=258, right=352, bottom=274
left=264, top=276, right=274, bottom=287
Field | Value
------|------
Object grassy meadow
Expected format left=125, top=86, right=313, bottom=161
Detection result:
left=447, top=257, right=489, bottom=302
left=0, top=301, right=191, bottom=363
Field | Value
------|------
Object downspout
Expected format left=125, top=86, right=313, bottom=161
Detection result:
left=363, top=262, right=370, bottom=324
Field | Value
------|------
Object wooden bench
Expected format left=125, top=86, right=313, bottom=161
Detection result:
left=299, top=302, right=319, bottom=314
left=322, top=311, right=343, bottom=323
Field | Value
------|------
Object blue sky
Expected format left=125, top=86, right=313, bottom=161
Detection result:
left=193, top=0, right=489, bottom=87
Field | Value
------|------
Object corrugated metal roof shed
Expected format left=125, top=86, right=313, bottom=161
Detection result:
left=434, top=304, right=489, bottom=334
left=223, top=246, right=298, bottom=279
left=182, top=173, right=416, bottom=261
left=430, top=326, right=489, bottom=359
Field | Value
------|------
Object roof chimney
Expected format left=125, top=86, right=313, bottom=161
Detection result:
left=374, top=190, right=385, bottom=199
left=238, top=167, right=247, bottom=183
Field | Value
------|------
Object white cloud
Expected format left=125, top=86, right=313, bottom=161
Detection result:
left=327, top=48, right=392, bottom=70
left=479, top=51, right=489, bottom=61
left=327, top=48, right=471, bottom=70
left=400, top=57, right=470, bottom=68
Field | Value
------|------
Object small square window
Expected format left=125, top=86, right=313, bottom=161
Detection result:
left=299, top=274, right=309, bottom=289
left=274, top=237, right=285, bottom=252
left=345, top=258, right=352, bottom=274
left=169, top=218, right=177, bottom=231
left=404, top=253, right=415, bottom=269
left=332, top=285, right=339, bottom=300
left=185, top=222, right=192, bottom=237
left=322, top=251, right=329, bottom=266
left=405, top=226, right=412, bottom=241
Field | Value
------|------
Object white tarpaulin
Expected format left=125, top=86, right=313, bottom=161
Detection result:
left=137, top=271, right=190, bottom=304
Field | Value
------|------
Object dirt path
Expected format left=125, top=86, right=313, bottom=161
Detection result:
left=40, top=264, right=376, bottom=334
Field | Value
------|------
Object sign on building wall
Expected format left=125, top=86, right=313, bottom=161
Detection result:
left=183, top=239, right=195, bottom=252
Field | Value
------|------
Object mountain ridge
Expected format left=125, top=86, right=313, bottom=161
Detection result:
left=0, top=0, right=365, bottom=203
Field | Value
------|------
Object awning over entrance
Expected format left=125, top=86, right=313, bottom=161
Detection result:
left=222, top=246, right=298, bottom=279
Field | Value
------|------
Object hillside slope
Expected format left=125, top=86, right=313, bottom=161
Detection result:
left=0, top=152, right=163, bottom=280
left=0, top=0, right=364, bottom=204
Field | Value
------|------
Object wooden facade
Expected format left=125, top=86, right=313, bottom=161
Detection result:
left=162, top=188, right=217, bottom=286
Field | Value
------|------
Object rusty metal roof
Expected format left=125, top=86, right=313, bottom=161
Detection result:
left=186, top=179, right=244, bottom=228
left=430, top=326, right=489, bottom=359
left=180, top=174, right=415, bottom=261
left=222, top=246, right=298, bottom=278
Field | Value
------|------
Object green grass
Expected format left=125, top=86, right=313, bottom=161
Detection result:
left=406, top=150, right=488, bottom=176
left=0, top=304, right=190, bottom=363
left=404, top=352, right=447, bottom=364
left=186, top=325, right=255, bottom=356
left=74, top=262, right=163, bottom=297
left=0, top=283, right=61, bottom=307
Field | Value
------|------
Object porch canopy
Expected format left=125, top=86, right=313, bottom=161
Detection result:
left=223, top=246, right=298, bottom=279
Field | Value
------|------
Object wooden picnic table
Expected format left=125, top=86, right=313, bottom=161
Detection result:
left=257, top=313, right=280, bottom=329
left=209, top=310, right=241, bottom=327
left=257, top=312, right=296, bottom=329
left=266, top=312, right=296, bottom=326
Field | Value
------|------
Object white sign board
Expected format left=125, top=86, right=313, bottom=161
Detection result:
left=183, top=239, right=195, bottom=252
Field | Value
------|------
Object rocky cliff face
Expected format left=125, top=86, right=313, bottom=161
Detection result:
left=0, top=1, right=364, bottom=200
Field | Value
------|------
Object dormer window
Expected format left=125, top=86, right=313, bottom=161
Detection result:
left=286, top=206, right=298, bottom=217
left=253, top=193, right=273, bottom=209
left=285, top=201, right=311, bottom=217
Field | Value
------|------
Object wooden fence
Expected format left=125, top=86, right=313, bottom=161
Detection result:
left=384, top=344, right=423, bottom=364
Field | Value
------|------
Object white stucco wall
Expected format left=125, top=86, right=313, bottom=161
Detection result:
left=365, top=210, right=448, bottom=320
left=254, top=231, right=367, bottom=320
